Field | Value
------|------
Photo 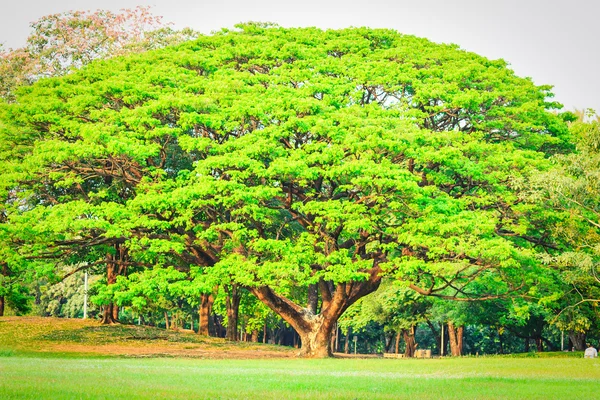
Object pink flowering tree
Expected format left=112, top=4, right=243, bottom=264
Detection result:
left=0, top=6, right=198, bottom=100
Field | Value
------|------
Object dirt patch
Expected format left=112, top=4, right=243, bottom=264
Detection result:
left=45, top=343, right=296, bottom=358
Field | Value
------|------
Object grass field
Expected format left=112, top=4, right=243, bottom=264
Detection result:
left=1, top=317, right=599, bottom=399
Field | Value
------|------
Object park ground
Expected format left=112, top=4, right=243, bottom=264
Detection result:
left=1, top=317, right=599, bottom=399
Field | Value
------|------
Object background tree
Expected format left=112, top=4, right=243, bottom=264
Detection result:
left=0, top=6, right=198, bottom=101
left=530, top=110, right=600, bottom=349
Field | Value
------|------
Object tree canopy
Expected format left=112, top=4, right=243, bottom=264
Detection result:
left=0, top=24, right=572, bottom=357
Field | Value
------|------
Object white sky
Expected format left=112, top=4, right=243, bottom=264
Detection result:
left=1, top=0, right=598, bottom=113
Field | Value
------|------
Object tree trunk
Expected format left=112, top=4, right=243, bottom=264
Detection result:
left=426, top=319, right=441, bottom=354
left=100, top=245, right=126, bottom=324
left=395, top=330, right=401, bottom=354
left=569, top=332, right=586, bottom=351
left=198, top=292, right=214, bottom=336
left=296, top=315, right=335, bottom=357
left=225, top=284, right=242, bottom=341
left=497, top=328, right=504, bottom=354
left=251, top=267, right=382, bottom=358
left=263, top=322, right=268, bottom=343
left=344, top=327, right=352, bottom=354
left=448, top=322, right=463, bottom=356
left=535, top=337, right=543, bottom=352
left=0, top=263, right=7, bottom=317
left=330, top=324, right=337, bottom=352
left=101, top=304, right=118, bottom=324
left=403, top=326, right=417, bottom=358
left=524, top=338, right=530, bottom=352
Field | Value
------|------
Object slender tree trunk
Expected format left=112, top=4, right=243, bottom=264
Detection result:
left=426, top=319, right=441, bottom=354
left=0, top=263, right=7, bottom=317
left=164, top=312, right=170, bottom=330
left=198, top=292, right=214, bottom=336
left=384, top=332, right=393, bottom=353
left=101, top=256, right=118, bottom=324
left=403, top=326, right=417, bottom=358
left=100, top=245, right=126, bottom=324
left=330, top=324, right=337, bottom=352
left=524, top=338, right=530, bottom=352
left=497, top=327, right=504, bottom=354
left=535, top=337, right=543, bottom=352
left=344, top=327, right=352, bottom=354
left=225, top=284, right=242, bottom=341
left=395, top=330, right=401, bottom=354
left=213, top=314, right=225, bottom=337
left=263, top=322, right=268, bottom=343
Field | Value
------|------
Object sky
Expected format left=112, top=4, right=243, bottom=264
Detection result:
left=1, top=0, right=598, bottom=113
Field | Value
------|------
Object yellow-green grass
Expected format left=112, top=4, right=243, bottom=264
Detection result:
left=1, top=356, right=599, bottom=399
left=1, top=317, right=598, bottom=399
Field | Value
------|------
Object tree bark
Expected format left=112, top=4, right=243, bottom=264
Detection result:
left=263, top=322, right=268, bottom=343
left=225, top=284, right=242, bottom=341
left=330, top=324, right=337, bottom=352
left=447, top=322, right=463, bottom=356
left=395, top=330, right=401, bottom=354
left=403, top=326, right=417, bottom=358
left=535, top=337, right=543, bottom=352
left=426, top=318, right=441, bottom=355
left=344, top=327, right=352, bottom=354
left=307, top=284, right=318, bottom=314
left=250, top=266, right=381, bottom=358
left=0, top=263, right=7, bottom=317
left=198, top=292, right=215, bottom=336
left=100, top=245, right=126, bottom=324
left=497, top=327, right=504, bottom=354
left=100, top=257, right=118, bottom=324
left=569, top=332, right=586, bottom=351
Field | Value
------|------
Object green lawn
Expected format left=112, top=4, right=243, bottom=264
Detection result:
left=1, top=356, right=599, bottom=399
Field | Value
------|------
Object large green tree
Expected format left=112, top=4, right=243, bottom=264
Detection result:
left=0, top=24, right=569, bottom=356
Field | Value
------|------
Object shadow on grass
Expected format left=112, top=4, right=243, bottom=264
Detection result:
left=37, top=324, right=215, bottom=344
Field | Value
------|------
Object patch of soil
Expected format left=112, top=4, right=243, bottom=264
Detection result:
left=46, top=343, right=296, bottom=358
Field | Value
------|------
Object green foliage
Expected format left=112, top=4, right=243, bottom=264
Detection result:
left=0, top=25, right=571, bottom=341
